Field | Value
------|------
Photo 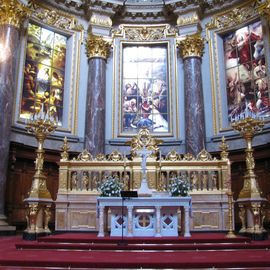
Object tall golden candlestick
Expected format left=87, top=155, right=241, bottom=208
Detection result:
left=226, top=191, right=236, bottom=238
left=26, top=117, right=57, bottom=199
left=231, top=116, right=267, bottom=239
left=23, top=116, right=57, bottom=240
left=231, top=117, right=264, bottom=199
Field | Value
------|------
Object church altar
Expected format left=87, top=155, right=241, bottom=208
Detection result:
left=97, top=196, right=192, bottom=237
left=55, top=129, right=233, bottom=233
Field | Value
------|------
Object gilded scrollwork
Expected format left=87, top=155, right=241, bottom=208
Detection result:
left=206, top=2, right=259, bottom=30
left=85, top=34, right=111, bottom=59
left=183, top=153, right=195, bottom=161
left=112, top=24, right=176, bottom=40
left=77, top=149, right=93, bottom=161
left=165, top=150, right=181, bottom=161
left=108, top=150, right=123, bottom=161
left=0, top=0, right=30, bottom=28
left=96, top=153, right=106, bottom=161
left=256, top=0, right=270, bottom=17
left=28, top=0, right=83, bottom=31
left=127, top=128, right=163, bottom=158
left=196, top=149, right=213, bottom=161
left=177, top=33, right=205, bottom=58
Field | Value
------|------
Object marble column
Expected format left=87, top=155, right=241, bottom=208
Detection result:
left=85, top=34, right=111, bottom=156
left=0, top=0, right=29, bottom=233
left=178, top=33, right=205, bottom=156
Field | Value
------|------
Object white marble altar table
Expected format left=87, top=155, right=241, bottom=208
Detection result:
left=97, top=196, right=192, bottom=237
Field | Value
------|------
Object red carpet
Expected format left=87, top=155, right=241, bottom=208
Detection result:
left=0, top=232, right=270, bottom=269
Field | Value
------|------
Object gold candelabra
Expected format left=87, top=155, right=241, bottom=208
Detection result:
left=226, top=191, right=236, bottom=238
left=231, top=117, right=264, bottom=199
left=26, top=117, right=57, bottom=199
left=23, top=116, right=57, bottom=239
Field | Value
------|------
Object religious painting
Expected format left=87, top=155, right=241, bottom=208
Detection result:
left=121, top=44, right=169, bottom=134
left=20, top=22, right=67, bottom=125
left=223, top=20, right=270, bottom=121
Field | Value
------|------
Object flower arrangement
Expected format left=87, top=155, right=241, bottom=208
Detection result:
left=99, top=175, right=123, bottom=197
left=168, top=176, right=190, bottom=197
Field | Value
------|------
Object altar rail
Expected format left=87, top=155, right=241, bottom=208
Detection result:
left=58, top=151, right=230, bottom=194
left=56, top=138, right=232, bottom=232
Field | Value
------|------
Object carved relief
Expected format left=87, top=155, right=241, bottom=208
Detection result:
left=29, top=0, right=83, bottom=31
left=113, top=24, right=177, bottom=40
left=206, top=2, right=260, bottom=30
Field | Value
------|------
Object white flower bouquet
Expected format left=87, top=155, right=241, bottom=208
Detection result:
left=99, top=175, right=123, bottom=197
left=168, top=176, right=190, bottom=197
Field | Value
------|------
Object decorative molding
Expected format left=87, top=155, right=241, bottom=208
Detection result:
left=206, top=1, right=259, bottom=30
left=0, top=0, right=30, bottom=28
left=256, top=0, right=270, bottom=18
left=177, top=33, right=204, bottom=58
left=85, top=34, right=112, bottom=59
left=29, top=0, right=83, bottom=31
left=112, top=24, right=177, bottom=40
left=90, top=12, right=112, bottom=27
left=177, top=12, right=200, bottom=27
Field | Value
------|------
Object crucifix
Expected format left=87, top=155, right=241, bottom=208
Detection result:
left=136, top=145, right=153, bottom=196
left=137, top=145, right=152, bottom=180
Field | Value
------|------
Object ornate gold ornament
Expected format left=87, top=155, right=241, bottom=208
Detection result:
left=60, top=137, right=70, bottom=161
left=112, top=24, right=177, bottom=40
left=226, top=191, right=236, bottom=238
left=127, top=128, right=163, bottom=158
left=165, top=150, right=181, bottom=161
left=108, top=150, right=123, bottom=161
left=182, top=153, right=195, bottom=161
left=0, top=0, right=30, bottom=28
left=256, top=0, right=270, bottom=17
left=219, top=136, right=229, bottom=160
left=206, top=1, right=259, bottom=30
left=26, top=118, right=57, bottom=199
left=77, top=149, right=93, bottom=161
left=231, top=117, right=264, bottom=199
left=177, top=33, right=205, bottom=58
left=28, top=0, right=83, bottom=31
left=96, top=153, right=106, bottom=161
left=196, top=149, right=213, bottom=161
left=85, top=34, right=111, bottom=60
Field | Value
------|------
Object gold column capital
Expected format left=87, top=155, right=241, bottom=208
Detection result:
left=0, top=0, right=31, bottom=28
left=177, top=33, right=205, bottom=59
left=256, top=0, right=270, bottom=17
left=85, top=34, right=111, bottom=60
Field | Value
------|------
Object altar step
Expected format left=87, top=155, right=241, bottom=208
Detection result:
left=16, top=232, right=269, bottom=252
left=34, top=232, right=251, bottom=244
left=1, top=233, right=270, bottom=269
left=16, top=240, right=270, bottom=251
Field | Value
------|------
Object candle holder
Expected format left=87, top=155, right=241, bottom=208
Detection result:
left=231, top=117, right=264, bottom=199
left=231, top=116, right=267, bottom=240
left=23, top=116, right=57, bottom=240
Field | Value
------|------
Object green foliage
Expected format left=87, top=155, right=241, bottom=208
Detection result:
left=99, top=176, right=123, bottom=197
left=168, top=176, right=190, bottom=197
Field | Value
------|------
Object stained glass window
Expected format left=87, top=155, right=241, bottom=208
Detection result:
left=122, top=44, right=169, bottom=133
left=223, top=21, right=270, bottom=121
left=20, top=23, right=67, bottom=125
